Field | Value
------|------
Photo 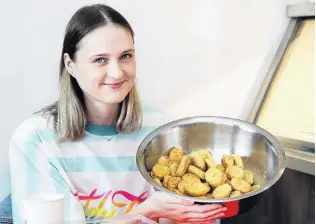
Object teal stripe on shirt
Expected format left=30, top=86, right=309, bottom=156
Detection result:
left=31, top=125, right=158, bottom=142
left=57, top=156, right=138, bottom=173
left=26, top=129, right=56, bottom=194
left=115, top=126, right=157, bottom=141
left=25, top=139, right=41, bottom=195
left=85, top=122, right=116, bottom=136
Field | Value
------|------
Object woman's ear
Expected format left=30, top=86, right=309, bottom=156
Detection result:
left=64, top=53, right=75, bottom=77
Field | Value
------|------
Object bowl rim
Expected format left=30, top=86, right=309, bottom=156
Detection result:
left=136, top=116, right=287, bottom=203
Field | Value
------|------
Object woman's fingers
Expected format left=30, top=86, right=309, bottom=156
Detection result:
left=197, top=204, right=225, bottom=212
left=184, top=212, right=225, bottom=222
left=184, top=220, right=217, bottom=224
left=163, top=201, right=227, bottom=222
left=204, top=208, right=227, bottom=219
left=182, top=207, right=227, bottom=220
left=162, top=208, right=225, bottom=223
left=204, top=211, right=226, bottom=220
left=203, top=207, right=227, bottom=218
left=180, top=203, right=225, bottom=213
left=166, top=203, right=226, bottom=215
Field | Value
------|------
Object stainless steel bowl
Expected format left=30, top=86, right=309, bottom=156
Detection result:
left=136, top=116, right=286, bottom=206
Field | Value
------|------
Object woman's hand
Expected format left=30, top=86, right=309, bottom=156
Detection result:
left=131, top=192, right=226, bottom=223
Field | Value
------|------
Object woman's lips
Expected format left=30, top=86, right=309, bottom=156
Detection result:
left=105, top=81, right=124, bottom=89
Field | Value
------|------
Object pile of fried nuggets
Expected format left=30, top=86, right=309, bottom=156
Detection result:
left=150, top=147, right=261, bottom=199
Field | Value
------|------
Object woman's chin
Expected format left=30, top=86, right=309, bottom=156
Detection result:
left=98, top=95, right=127, bottom=104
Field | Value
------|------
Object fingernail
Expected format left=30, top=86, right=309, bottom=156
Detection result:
left=223, top=207, right=227, bottom=211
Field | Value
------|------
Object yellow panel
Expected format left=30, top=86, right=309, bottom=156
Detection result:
left=256, top=19, right=315, bottom=143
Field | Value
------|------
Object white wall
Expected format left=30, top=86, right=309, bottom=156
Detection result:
left=0, top=0, right=305, bottom=205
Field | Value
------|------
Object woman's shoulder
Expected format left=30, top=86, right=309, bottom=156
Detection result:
left=10, top=113, right=56, bottom=144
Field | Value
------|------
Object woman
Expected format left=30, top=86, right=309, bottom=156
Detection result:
left=9, top=4, right=226, bottom=223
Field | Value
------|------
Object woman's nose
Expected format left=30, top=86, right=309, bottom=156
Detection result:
left=107, top=61, right=123, bottom=79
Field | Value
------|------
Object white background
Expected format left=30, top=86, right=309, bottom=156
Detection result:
left=0, top=0, right=305, bottom=201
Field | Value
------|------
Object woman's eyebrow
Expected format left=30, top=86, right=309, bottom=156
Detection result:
left=122, top=48, right=135, bottom=53
left=89, top=48, right=135, bottom=59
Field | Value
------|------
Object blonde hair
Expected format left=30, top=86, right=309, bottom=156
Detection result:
left=39, top=70, right=142, bottom=142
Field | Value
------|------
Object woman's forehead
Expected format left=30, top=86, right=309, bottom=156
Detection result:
left=78, top=24, right=134, bottom=57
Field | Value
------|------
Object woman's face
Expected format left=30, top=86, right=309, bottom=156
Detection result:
left=65, top=24, right=136, bottom=104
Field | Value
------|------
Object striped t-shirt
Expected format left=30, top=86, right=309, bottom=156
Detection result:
left=9, top=106, right=167, bottom=223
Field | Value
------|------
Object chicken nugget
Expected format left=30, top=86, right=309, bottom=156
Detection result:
left=212, top=184, right=232, bottom=199
left=251, top=184, right=261, bottom=191
left=216, top=164, right=225, bottom=172
left=221, top=173, right=228, bottom=184
left=231, top=178, right=251, bottom=193
left=205, top=193, right=213, bottom=199
left=157, top=156, right=171, bottom=167
left=184, top=182, right=210, bottom=197
left=177, top=180, right=187, bottom=194
left=154, top=178, right=162, bottom=186
left=232, top=154, right=243, bottom=168
left=168, top=177, right=182, bottom=190
left=205, top=157, right=217, bottom=168
left=172, top=189, right=184, bottom=195
left=190, top=151, right=207, bottom=171
left=176, top=155, right=191, bottom=177
left=243, top=170, right=254, bottom=185
left=151, top=164, right=170, bottom=180
left=187, top=165, right=205, bottom=179
left=169, top=162, right=180, bottom=177
left=163, top=175, right=172, bottom=188
left=182, top=173, right=201, bottom=183
left=221, top=155, right=234, bottom=168
left=197, top=149, right=212, bottom=158
left=199, top=196, right=207, bottom=199
left=203, top=182, right=211, bottom=192
left=230, top=190, right=242, bottom=198
left=168, top=147, right=184, bottom=163
left=226, top=166, right=244, bottom=179
left=205, top=167, right=223, bottom=188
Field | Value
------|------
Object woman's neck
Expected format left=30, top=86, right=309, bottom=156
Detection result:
left=84, top=96, right=119, bottom=125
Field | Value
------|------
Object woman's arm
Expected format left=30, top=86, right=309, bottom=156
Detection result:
left=9, top=138, right=85, bottom=224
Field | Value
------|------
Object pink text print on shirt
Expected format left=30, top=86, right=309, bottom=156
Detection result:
left=73, top=189, right=148, bottom=219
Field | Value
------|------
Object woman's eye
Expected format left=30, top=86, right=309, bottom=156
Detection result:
left=120, top=54, right=132, bottom=60
left=95, top=58, right=106, bottom=63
